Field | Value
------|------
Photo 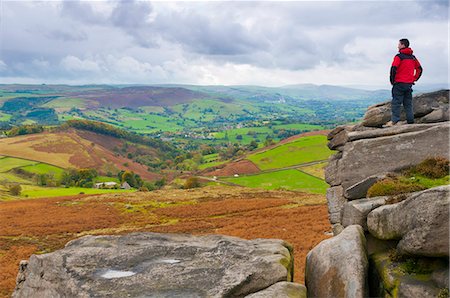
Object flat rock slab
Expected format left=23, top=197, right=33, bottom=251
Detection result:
left=13, top=233, right=294, bottom=298
left=338, top=122, right=449, bottom=191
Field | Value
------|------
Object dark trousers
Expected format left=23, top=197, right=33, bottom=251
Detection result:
left=391, top=83, right=414, bottom=124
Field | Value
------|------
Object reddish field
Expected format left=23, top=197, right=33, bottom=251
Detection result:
left=0, top=186, right=330, bottom=297
left=204, top=159, right=261, bottom=177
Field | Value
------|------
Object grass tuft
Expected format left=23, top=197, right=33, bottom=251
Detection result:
left=367, top=157, right=450, bottom=198
left=404, top=157, right=449, bottom=179
left=367, top=176, right=426, bottom=198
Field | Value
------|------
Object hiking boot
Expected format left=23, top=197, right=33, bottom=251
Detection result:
left=383, top=121, right=398, bottom=128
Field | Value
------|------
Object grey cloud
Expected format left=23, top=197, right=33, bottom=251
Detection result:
left=110, top=0, right=153, bottom=28
left=1, top=0, right=448, bottom=86
left=46, top=29, right=87, bottom=42
left=60, top=1, right=109, bottom=25
left=152, top=9, right=269, bottom=56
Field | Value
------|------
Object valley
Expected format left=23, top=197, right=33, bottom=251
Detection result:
left=0, top=83, right=383, bottom=297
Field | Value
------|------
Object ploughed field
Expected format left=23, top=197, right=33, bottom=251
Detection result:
left=0, top=185, right=331, bottom=297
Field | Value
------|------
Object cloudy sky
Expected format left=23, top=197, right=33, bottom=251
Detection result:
left=0, top=0, right=448, bottom=88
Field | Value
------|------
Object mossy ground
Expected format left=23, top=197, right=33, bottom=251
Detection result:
left=370, top=249, right=448, bottom=297
left=367, top=157, right=449, bottom=198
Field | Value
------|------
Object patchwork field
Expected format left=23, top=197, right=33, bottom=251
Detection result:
left=247, top=135, right=333, bottom=170
left=0, top=130, right=161, bottom=181
left=212, top=124, right=324, bottom=144
left=0, top=156, right=136, bottom=200
left=0, top=185, right=331, bottom=297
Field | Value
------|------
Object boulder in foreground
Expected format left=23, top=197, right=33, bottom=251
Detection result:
left=305, top=225, right=368, bottom=298
left=13, top=232, right=297, bottom=298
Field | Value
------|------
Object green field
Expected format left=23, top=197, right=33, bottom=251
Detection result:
left=0, top=172, right=32, bottom=184
left=20, top=185, right=134, bottom=198
left=42, top=97, right=88, bottom=110
left=0, top=157, right=37, bottom=172
left=171, top=99, right=254, bottom=121
left=94, top=176, right=121, bottom=183
left=198, top=160, right=227, bottom=170
left=213, top=127, right=272, bottom=143
left=80, top=108, right=187, bottom=133
left=222, top=169, right=328, bottom=194
left=20, top=163, right=65, bottom=179
left=247, top=135, right=333, bottom=170
left=0, top=112, right=12, bottom=121
left=212, top=124, right=324, bottom=144
left=198, top=153, right=227, bottom=170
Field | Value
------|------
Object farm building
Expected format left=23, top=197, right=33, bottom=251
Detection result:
left=121, top=182, right=131, bottom=190
left=94, top=182, right=118, bottom=189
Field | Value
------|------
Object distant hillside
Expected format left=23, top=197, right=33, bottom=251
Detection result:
left=181, top=84, right=390, bottom=102
left=0, top=129, right=163, bottom=181
left=68, top=86, right=210, bottom=108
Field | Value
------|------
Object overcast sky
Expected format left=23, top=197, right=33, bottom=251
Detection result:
left=0, top=0, right=448, bottom=88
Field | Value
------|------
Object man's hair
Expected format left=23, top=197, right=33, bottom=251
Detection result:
left=399, top=38, right=410, bottom=48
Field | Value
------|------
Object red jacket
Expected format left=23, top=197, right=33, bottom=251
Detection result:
left=390, top=47, right=422, bottom=84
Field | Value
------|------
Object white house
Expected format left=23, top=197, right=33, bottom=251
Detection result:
left=94, top=182, right=118, bottom=189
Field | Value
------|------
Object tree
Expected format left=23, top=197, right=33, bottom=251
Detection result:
left=264, top=138, right=275, bottom=147
left=121, top=171, right=137, bottom=186
left=184, top=177, right=201, bottom=189
left=9, top=184, right=21, bottom=196
left=248, top=140, right=258, bottom=150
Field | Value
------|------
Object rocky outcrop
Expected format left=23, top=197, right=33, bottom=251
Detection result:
left=305, top=225, right=368, bottom=298
left=362, top=89, right=449, bottom=127
left=367, top=186, right=449, bottom=257
left=13, top=233, right=298, bottom=298
left=316, top=90, right=450, bottom=298
left=325, top=121, right=449, bottom=225
left=328, top=122, right=449, bottom=193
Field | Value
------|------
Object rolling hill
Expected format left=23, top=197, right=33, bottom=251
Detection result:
left=0, top=128, right=163, bottom=181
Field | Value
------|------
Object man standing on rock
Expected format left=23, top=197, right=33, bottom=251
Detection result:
left=385, top=38, right=423, bottom=127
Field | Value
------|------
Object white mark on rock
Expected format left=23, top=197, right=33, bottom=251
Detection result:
left=101, top=270, right=136, bottom=279
left=159, top=259, right=181, bottom=264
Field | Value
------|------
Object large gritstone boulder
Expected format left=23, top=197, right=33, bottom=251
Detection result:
left=362, top=89, right=449, bottom=127
left=13, top=233, right=298, bottom=298
left=367, top=185, right=449, bottom=257
left=305, top=225, right=368, bottom=298
left=337, top=122, right=449, bottom=192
